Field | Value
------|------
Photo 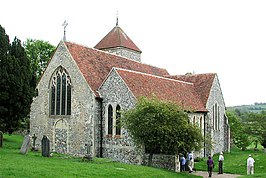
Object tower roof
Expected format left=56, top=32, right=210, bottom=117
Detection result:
left=94, top=26, right=141, bottom=52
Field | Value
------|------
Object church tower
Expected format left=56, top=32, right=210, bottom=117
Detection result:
left=94, top=20, right=142, bottom=62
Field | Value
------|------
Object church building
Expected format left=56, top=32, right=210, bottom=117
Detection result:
left=30, top=21, right=230, bottom=165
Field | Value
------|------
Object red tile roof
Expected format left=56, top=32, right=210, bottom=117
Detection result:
left=115, top=68, right=207, bottom=112
left=64, top=41, right=169, bottom=96
left=94, top=26, right=141, bottom=52
left=165, top=74, right=216, bottom=107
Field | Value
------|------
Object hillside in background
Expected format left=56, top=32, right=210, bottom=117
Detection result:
left=227, top=102, right=266, bottom=113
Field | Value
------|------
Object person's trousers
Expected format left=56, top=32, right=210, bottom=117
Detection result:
left=219, top=161, right=223, bottom=174
left=247, top=165, right=254, bottom=175
left=188, top=160, right=194, bottom=171
left=208, top=167, right=213, bottom=177
left=181, top=165, right=185, bottom=172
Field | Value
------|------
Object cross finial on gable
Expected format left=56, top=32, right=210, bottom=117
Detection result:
left=62, top=20, right=68, bottom=41
left=116, top=11, right=119, bottom=26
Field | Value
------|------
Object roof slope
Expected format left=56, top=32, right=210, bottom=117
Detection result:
left=165, top=73, right=216, bottom=107
left=115, top=68, right=207, bottom=112
left=64, top=42, right=168, bottom=96
left=94, top=26, right=141, bottom=52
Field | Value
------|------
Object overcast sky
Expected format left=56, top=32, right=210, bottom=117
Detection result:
left=1, top=0, right=266, bottom=106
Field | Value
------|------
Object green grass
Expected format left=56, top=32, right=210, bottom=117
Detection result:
left=0, top=134, right=200, bottom=178
left=195, top=146, right=266, bottom=177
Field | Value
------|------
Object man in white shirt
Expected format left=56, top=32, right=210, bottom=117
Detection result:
left=247, top=154, right=255, bottom=175
left=188, top=151, right=194, bottom=173
left=218, top=152, right=224, bottom=174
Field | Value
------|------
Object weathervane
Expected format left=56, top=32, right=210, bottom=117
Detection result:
left=62, top=20, right=68, bottom=41
left=116, top=11, right=119, bottom=26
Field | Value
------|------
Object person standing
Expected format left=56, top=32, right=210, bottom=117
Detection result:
left=218, top=152, right=224, bottom=174
left=188, top=151, right=194, bottom=173
left=180, top=155, right=186, bottom=172
left=247, top=154, right=255, bottom=175
left=207, top=156, right=214, bottom=177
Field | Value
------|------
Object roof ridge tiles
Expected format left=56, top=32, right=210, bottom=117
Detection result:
left=165, top=73, right=216, bottom=78
left=114, top=67, right=194, bottom=85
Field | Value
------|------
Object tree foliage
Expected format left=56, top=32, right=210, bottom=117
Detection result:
left=23, top=39, right=56, bottom=80
left=122, top=97, right=203, bottom=165
left=245, top=112, right=266, bottom=150
left=227, top=111, right=250, bottom=150
left=0, top=25, right=36, bottom=133
left=227, top=110, right=266, bottom=151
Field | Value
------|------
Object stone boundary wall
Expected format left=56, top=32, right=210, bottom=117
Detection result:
left=142, top=154, right=178, bottom=171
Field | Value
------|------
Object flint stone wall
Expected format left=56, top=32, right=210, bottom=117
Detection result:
left=30, top=41, right=96, bottom=156
left=188, top=113, right=205, bottom=158
left=103, top=47, right=141, bottom=62
left=206, top=74, right=230, bottom=155
left=142, top=154, right=177, bottom=171
left=99, top=69, right=143, bottom=164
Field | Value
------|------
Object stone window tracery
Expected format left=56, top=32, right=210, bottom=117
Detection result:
left=50, top=66, right=71, bottom=116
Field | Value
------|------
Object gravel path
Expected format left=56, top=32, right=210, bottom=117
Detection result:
left=191, top=171, right=241, bottom=178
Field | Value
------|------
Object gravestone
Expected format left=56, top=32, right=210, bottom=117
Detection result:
left=41, top=135, right=50, bottom=157
left=82, top=142, right=93, bottom=161
left=31, top=134, right=37, bottom=151
left=0, top=131, right=3, bottom=148
left=20, top=135, right=31, bottom=154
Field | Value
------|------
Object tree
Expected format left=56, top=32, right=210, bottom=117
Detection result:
left=23, top=39, right=56, bottom=80
left=0, top=25, right=10, bottom=130
left=245, top=111, right=266, bottom=151
left=122, top=97, right=203, bottom=166
left=227, top=111, right=250, bottom=150
left=0, top=25, right=36, bottom=133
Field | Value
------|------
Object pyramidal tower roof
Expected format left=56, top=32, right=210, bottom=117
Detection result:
left=94, top=25, right=141, bottom=53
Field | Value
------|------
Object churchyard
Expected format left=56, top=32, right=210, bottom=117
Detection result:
left=0, top=134, right=199, bottom=178
left=1, top=134, right=266, bottom=178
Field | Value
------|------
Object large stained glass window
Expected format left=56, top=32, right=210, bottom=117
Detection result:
left=50, top=67, right=71, bottom=116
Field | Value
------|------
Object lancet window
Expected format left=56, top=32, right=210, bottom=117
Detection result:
left=107, top=105, right=113, bottom=135
left=115, top=105, right=121, bottom=136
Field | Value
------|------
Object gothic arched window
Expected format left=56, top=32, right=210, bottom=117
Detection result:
left=50, top=67, right=71, bottom=116
left=115, top=105, right=121, bottom=136
left=108, top=105, right=113, bottom=135
left=200, top=116, right=203, bottom=131
left=212, top=103, right=219, bottom=130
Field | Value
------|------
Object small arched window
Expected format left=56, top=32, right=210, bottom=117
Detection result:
left=50, top=67, right=71, bottom=116
left=115, top=105, right=121, bottom=136
left=200, top=116, right=203, bottom=130
left=193, top=116, right=196, bottom=125
left=108, top=105, right=113, bottom=135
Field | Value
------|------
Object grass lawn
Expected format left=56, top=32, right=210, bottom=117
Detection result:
left=195, top=146, right=266, bottom=178
left=0, top=134, right=200, bottom=178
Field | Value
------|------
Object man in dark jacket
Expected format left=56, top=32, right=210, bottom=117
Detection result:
left=207, top=156, right=214, bottom=177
